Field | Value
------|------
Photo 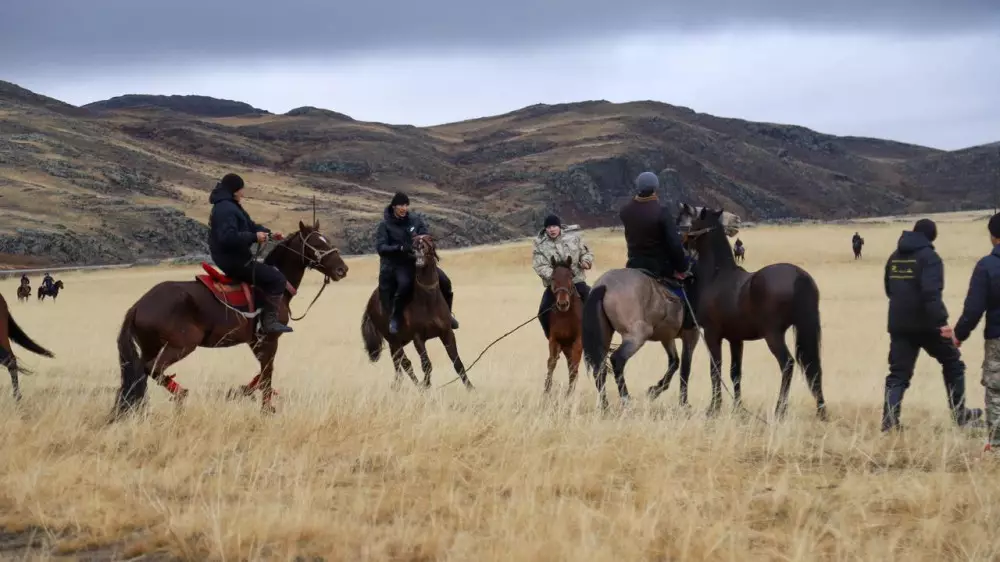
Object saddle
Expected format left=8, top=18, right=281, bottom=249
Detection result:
left=196, top=263, right=258, bottom=318
left=633, top=267, right=696, bottom=329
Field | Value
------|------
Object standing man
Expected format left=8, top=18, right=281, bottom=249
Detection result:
left=375, top=192, right=458, bottom=335
left=953, top=213, right=1000, bottom=449
left=881, top=218, right=983, bottom=431
left=532, top=214, right=594, bottom=339
left=207, top=173, right=293, bottom=335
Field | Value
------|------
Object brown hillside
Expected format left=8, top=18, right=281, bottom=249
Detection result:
left=0, top=81, right=996, bottom=265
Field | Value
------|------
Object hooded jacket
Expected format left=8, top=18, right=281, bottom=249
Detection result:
left=375, top=205, right=428, bottom=271
left=955, top=245, right=1000, bottom=342
left=883, top=230, right=948, bottom=334
left=208, top=185, right=270, bottom=270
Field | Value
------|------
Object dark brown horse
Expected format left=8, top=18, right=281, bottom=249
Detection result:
left=0, top=292, right=54, bottom=400
left=361, top=234, right=474, bottom=390
left=543, top=257, right=583, bottom=396
left=113, top=221, right=348, bottom=418
left=37, top=280, right=63, bottom=301
left=684, top=207, right=827, bottom=420
left=16, top=284, right=30, bottom=302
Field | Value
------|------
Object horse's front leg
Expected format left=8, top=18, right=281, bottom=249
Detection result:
left=647, top=339, right=680, bottom=401
left=412, top=337, right=433, bottom=389
left=544, top=337, right=559, bottom=395
left=565, top=338, right=582, bottom=397
left=249, top=337, right=279, bottom=414
left=729, top=340, right=744, bottom=410
left=389, top=340, right=419, bottom=389
left=704, top=333, right=724, bottom=417
left=441, top=330, right=474, bottom=391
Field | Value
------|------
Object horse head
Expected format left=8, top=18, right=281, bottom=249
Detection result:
left=412, top=234, right=439, bottom=270
left=676, top=202, right=741, bottom=238
left=549, top=256, right=576, bottom=312
left=284, top=220, right=349, bottom=281
left=54, top=280, right=64, bottom=289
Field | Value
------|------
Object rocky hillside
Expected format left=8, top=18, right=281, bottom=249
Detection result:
left=0, top=80, right=996, bottom=266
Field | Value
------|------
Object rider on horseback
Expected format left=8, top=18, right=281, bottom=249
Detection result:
left=41, top=273, right=54, bottom=292
left=207, top=173, right=293, bottom=335
left=376, top=192, right=458, bottom=335
left=532, top=214, right=593, bottom=339
left=20, top=274, right=29, bottom=287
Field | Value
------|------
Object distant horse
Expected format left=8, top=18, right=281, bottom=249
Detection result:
left=16, top=285, right=30, bottom=303
left=734, top=242, right=745, bottom=264
left=37, top=280, right=63, bottom=301
left=0, top=292, right=54, bottom=400
left=684, top=208, right=827, bottom=420
left=361, top=234, right=474, bottom=390
left=113, top=221, right=348, bottom=419
left=852, top=237, right=864, bottom=260
left=543, top=257, right=583, bottom=397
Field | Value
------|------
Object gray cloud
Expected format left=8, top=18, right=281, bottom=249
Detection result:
left=2, top=0, right=999, bottom=70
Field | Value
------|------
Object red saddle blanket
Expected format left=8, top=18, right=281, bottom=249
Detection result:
left=196, top=263, right=255, bottom=313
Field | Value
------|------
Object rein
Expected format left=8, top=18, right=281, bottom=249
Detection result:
left=254, top=231, right=340, bottom=322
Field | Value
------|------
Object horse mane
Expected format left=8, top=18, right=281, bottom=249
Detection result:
left=696, top=211, right=740, bottom=272
left=262, top=231, right=308, bottom=267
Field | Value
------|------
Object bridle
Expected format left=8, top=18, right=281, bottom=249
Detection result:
left=272, top=230, right=343, bottom=322
left=413, top=234, right=441, bottom=290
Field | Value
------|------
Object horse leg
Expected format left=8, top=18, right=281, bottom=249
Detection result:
left=678, top=328, right=698, bottom=407
left=704, top=333, right=724, bottom=417
left=765, top=331, right=795, bottom=419
left=730, top=340, right=744, bottom=411
left=647, top=339, right=680, bottom=401
left=389, top=341, right=419, bottom=389
left=146, top=345, right=195, bottom=407
left=544, top=337, right=559, bottom=395
left=610, top=336, right=647, bottom=406
left=565, top=339, right=582, bottom=397
left=412, top=337, right=434, bottom=389
left=441, top=330, right=474, bottom=391
left=247, top=338, right=280, bottom=415
left=0, top=343, right=20, bottom=402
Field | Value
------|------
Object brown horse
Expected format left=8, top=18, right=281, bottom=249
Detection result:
left=113, top=221, right=348, bottom=418
left=16, top=285, right=30, bottom=303
left=361, top=234, right=474, bottom=390
left=37, top=280, right=63, bottom=301
left=543, top=257, right=583, bottom=396
left=684, top=207, right=827, bottom=420
left=0, top=292, right=54, bottom=400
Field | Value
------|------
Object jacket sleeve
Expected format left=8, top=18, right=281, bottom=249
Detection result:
left=375, top=222, right=401, bottom=256
left=215, top=206, right=257, bottom=249
left=532, top=241, right=553, bottom=281
left=883, top=256, right=891, bottom=297
left=920, top=250, right=949, bottom=327
left=954, top=259, right=989, bottom=342
left=660, top=208, right=688, bottom=270
left=579, top=237, right=594, bottom=266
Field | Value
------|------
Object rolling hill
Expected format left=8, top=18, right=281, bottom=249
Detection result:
left=0, top=79, right=996, bottom=266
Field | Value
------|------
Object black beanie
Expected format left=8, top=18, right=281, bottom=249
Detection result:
left=544, top=214, right=561, bottom=228
left=989, top=213, right=1000, bottom=239
left=220, top=173, right=244, bottom=194
left=390, top=192, right=410, bottom=207
left=913, top=218, right=937, bottom=242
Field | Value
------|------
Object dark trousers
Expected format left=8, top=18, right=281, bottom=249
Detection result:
left=379, top=265, right=454, bottom=317
left=539, top=282, right=591, bottom=339
left=882, top=331, right=968, bottom=430
left=219, top=261, right=287, bottom=297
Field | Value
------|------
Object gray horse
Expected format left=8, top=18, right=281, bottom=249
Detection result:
left=582, top=203, right=741, bottom=410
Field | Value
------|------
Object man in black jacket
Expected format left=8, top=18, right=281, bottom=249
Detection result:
left=376, top=192, right=458, bottom=335
left=881, top=218, right=982, bottom=431
left=953, top=213, right=1000, bottom=449
left=207, top=173, right=292, bottom=334
left=619, top=171, right=688, bottom=281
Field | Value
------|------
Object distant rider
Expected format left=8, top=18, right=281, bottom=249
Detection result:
left=532, top=214, right=594, bottom=339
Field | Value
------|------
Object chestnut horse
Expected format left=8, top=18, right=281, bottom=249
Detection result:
left=16, top=285, right=30, bottom=303
left=113, top=221, right=348, bottom=418
left=543, top=257, right=583, bottom=396
left=685, top=208, right=827, bottom=420
left=361, top=234, right=474, bottom=390
left=37, top=280, right=63, bottom=302
left=0, top=291, right=54, bottom=400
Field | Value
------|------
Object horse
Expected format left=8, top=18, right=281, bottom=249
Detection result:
left=16, top=285, right=31, bottom=303
left=852, top=237, right=864, bottom=260
left=113, top=221, right=348, bottom=419
left=0, top=291, right=55, bottom=400
left=37, top=280, right=63, bottom=301
left=645, top=203, right=742, bottom=407
left=361, top=234, right=474, bottom=391
left=543, top=257, right=583, bottom=397
left=684, top=207, right=827, bottom=420
left=734, top=242, right=746, bottom=264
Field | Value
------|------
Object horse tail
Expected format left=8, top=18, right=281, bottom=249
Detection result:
left=7, top=314, right=54, bottom=358
left=114, top=305, right=147, bottom=418
left=361, top=309, right=383, bottom=363
left=791, top=274, right=822, bottom=391
left=582, top=285, right=610, bottom=374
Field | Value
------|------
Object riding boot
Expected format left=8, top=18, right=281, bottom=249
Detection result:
left=942, top=368, right=985, bottom=428
left=881, top=386, right=905, bottom=432
left=259, top=295, right=293, bottom=334
left=389, top=294, right=405, bottom=335
left=443, top=291, right=459, bottom=330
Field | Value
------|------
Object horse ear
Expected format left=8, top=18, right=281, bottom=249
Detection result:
left=314, top=219, right=320, bottom=230
left=298, top=220, right=307, bottom=231
left=698, top=207, right=707, bottom=219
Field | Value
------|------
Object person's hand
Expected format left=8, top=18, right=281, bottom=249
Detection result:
left=673, top=271, right=687, bottom=280
left=581, top=260, right=592, bottom=270
left=940, top=325, right=959, bottom=347
left=256, top=231, right=268, bottom=244
left=271, top=232, right=284, bottom=241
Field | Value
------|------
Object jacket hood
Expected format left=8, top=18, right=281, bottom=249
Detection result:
left=209, top=186, right=235, bottom=204
left=897, top=230, right=933, bottom=253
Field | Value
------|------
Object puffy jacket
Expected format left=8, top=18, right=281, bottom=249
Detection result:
left=532, top=230, right=594, bottom=287
left=375, top=205, right=428, bottom=271
left=955, top=245, right=1000, bottom=342
left=883, top=230, right=948, bottom=334
left=207, top=186, right=270, bottom=270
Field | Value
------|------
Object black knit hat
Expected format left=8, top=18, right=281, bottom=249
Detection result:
left=544, top=214, right=561, bottom=228
left=219, top=173, right=244, bottom=194
left=989, top=213, right=1000, bottom=239
left=913, top=218, right=937, bottom=242
left=390, top=192, right=410, bottom=207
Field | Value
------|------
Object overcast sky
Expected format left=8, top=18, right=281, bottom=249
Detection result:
left=2, top=0, right=998, bottom=150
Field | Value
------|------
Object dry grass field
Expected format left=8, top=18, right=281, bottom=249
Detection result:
left=2, top=210, right=1000, bottom=561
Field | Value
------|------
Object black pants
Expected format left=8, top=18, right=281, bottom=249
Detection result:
left=882, top=331, right=967, bottom=430
left=379, top=265, right=454, bottom=316
left=539, top=282, right=591, bottom=338
left=218, top=261, right=287, bottom=297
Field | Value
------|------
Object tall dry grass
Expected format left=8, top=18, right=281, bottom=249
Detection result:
left=2, top=210, right=1000, bottom=561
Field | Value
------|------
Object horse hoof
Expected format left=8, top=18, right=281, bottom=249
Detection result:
left=261, top=404, right=277, bottom=415
left=646, top=386, right=661, bottom=399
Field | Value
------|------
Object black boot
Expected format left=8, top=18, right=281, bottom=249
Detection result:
left=389, top=295, right=404, bottom=335
left=443, top=291, right=459, bottom=330
left=259, top=296, right=293, bottom=334
left=944, top=373, right=985, bottom=428
left=881, top=386, right=905, bottom=432
left=539, top=311, right=551, bottom=340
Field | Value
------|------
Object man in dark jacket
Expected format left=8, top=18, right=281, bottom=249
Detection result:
left=207, top=173, right=292, bottom=334
left=881, top=218, right=982, bottom=431
left=953, top=213, right=1000, bottom=449
left=619, top=171, right=688, bottom=281
left=376, top=192, right=458, bottom=335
